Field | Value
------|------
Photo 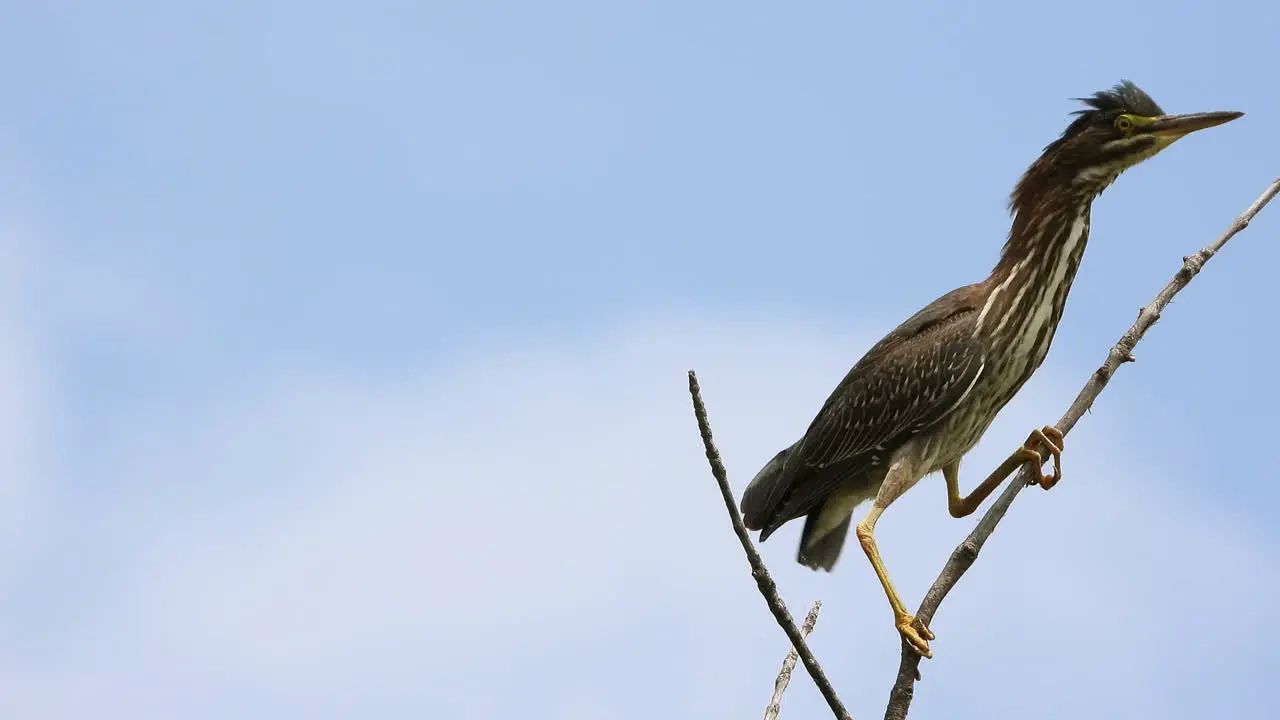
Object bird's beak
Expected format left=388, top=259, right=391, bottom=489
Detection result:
left=1141, top=110, right=1244, bottom=139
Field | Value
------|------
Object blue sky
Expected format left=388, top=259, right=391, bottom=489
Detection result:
left=1, top=1, right=1278, bottom=718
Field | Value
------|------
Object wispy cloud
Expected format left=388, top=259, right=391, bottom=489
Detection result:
left=1, top=316, right=1271, bottom=718
left=0, top=218, right=50, bottom=592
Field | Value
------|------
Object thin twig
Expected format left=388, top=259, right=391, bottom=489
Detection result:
left=883, top=177, right=1280, bottom=720
left=688, top=372, right=854, bottom=720
left=764, top=600, right=823, bottom=720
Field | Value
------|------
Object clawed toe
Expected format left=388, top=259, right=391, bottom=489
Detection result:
left=897, top=615, right=934, bottom=659
left=1021, top=425, right=1064, bottom=490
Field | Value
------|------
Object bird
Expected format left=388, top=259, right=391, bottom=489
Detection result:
left=739, top=81, right=1240, bottom=659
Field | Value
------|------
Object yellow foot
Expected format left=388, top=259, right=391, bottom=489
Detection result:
left=896, top=614, right=935, bottom=658
left=1018, top=425, right=1065, bottom=490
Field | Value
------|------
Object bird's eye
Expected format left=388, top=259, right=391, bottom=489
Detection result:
left=1115, top=115, right=1134, bottom=132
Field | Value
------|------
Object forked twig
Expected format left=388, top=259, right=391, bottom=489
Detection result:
left=765, top=601, right=823, bottom=720
left=689, top=372, right=853, bottom=720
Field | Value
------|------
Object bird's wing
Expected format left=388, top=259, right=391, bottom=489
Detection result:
left=747, top=298, right=985, bottom=533
left=798, top=312, right=983, bottom=469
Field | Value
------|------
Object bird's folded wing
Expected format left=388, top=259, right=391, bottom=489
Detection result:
left=767, top=311, right=985, bottom=523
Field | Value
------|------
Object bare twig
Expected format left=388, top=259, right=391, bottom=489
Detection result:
left=883, top=177, right=1280, bottom=720
left=688, top=372, right=854, bottom=720
left=764, top=601, right=823, bottom=720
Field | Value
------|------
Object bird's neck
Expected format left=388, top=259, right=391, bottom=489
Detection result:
left=974, top=191, right=1094, bottom=369
left=990, top=191, right=1094, bottom=279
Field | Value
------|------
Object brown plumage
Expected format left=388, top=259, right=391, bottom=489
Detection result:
left=740, top=81, right=1241, bottom=658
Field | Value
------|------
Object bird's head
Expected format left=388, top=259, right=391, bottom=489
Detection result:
left=1011, top=81, right=1242, bottom=211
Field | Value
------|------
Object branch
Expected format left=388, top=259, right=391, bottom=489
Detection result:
left=765, top=601, right=823, bottom=720
left=884, top=177, right=1280, bottom=720
left=688, top=372, right=854, bottom=720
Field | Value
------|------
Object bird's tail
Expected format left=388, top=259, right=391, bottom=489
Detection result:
left=795, top=483, right=872, bottom=571
left=741, top=443, right=862, bottom=571
left=796, top=509, right=851, bottom=572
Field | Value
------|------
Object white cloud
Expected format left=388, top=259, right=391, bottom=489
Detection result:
left=0, top=222, right=51, bottom=595
left=1, top=315, right=1275, bottom=719
left=0, top=200, right=60, bottom=716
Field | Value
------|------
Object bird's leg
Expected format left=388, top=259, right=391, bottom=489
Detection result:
left=944, top=426, right=1065, bottom=518
left=855, top=505, right=934, bottom=658
left=945, top=458, right=1019, bottom=519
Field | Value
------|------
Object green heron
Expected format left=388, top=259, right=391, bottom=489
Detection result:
left=740, top=81, right=1240, bottom=659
